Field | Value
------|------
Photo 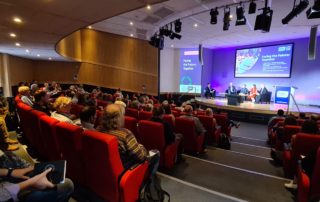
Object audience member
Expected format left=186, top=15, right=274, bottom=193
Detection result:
left=79, top=106, right=96, bottom=130
left=98, top=104, right=159, bottom=174
left=33, top=90, right=51, bottom=116
left=18, top=86, right=33, bottom=106
left=298, top=112, right=308, bottom=120
left=130, top=100, right=140, bottom=110
left=0, top=118, right=18, bottom=151
left=268, top=109, right=285, bottom=128
left=51, top=97, right=77, bottom=124
left=144, top=103, right=153, bottom=112
left=205, top=108, right=217, bottom=126
left=162, top=103, right=175, bottom=123
left=301, top=120, right=319, bottom=134
left=180, top=105, right=206, bottom=136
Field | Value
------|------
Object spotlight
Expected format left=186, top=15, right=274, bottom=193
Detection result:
left=149, top=34, right=164, bottom=50
left=210, top=7, right=219, bottom=24
left=223, top=7, right=231, bottom=31
left=236, top=3, right=246, bottom=26
left=282, top=0, right=309, bottom=24
left=254, top=6, right=273, bottom=32
left=170, top=32, right=182, bottom=40
left=306, top=0, right=320, bottom=19
left=248, top=0, right=257, bottom=14
left=174, top=19, right=182, bottom=33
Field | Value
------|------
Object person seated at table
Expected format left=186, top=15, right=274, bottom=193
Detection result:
left=204, top=83, right=215, bottom=98
left=248, top=84, right=258, bottom=102
left=227, top=82, right=237, bottom=95
left=239, top=84, right=249, bottom=95
left=255, top=84, right=268, bottom=103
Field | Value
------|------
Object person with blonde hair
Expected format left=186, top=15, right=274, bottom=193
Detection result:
left=51, top=97, right=76, bottom=124
left=18, top=86, right=33, bottom=106
left=205, top=108, right=217, bottom=126
left=98, top=104, right=159, bottom=174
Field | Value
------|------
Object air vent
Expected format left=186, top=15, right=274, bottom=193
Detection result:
left=142, top=16, right=160, bottom=24
left=153, top=7, right=175, bottom=18
left=136, top=28, right=148, bottom=40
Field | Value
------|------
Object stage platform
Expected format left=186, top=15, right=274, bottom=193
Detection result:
left=195, top=97, right=320, bottom=124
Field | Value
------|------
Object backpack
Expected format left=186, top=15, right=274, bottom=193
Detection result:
left=219, top=133, right=231, bottom=150
left=139, top=175, right=170, bottom=202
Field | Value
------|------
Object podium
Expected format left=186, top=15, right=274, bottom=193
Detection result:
left=274, top=86, right=298, bottom=109
left=226, top=94, right=243, bottom=106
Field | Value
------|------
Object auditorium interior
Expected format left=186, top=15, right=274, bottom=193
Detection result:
left=0, top=0, right=320, bottom=201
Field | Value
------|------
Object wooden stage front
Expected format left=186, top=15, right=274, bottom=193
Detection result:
left=195, top=97, right=320, bottom=123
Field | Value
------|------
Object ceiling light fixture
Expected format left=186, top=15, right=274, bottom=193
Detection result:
left=37, top=54, right=40, bottom=57
left=25, top=49, right=29, bottom=53
left=282, top=0, right=309, bottom=24
left=210, top=7, right=219, bottom=24
left=306, top=0, right=320, bottom=19
left=9, top=33, right=16, bottom=38
left=171, top=44, right=174, bottom=48
left=149, top=34, right=164, bottom=50
left=48, top=57, right=52, bottom=60
left=88, top=26, right=92, bottom=29
left=13, top=17, right=22, bottom=23
left=193, top=23, right=198, bottom=28
left=174, top=19, right=182, bottom=33
left=129, top=21, right=134, bottom=26
left=147, top=5, right=151, bottom=10
left=236, top=3, right=247, bottom=26
left=223, top=7, right=231, bottom=31
left=130, top=33, right=134, bottom=37
left=248, top=0, right=257, bottom=14
left=254, top=0, right=273, bottom=32
left=15, top=42, right=21, bottom=47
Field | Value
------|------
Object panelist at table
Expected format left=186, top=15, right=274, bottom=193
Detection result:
left=227, top=82, right=237, bottom=95
left=239, top=84, right=249, bottom=95
left=248, top=84, right=258, bottom=102
left=204, top=83, right=216, bottom=99
left=255, top=84, right=268, bottom=103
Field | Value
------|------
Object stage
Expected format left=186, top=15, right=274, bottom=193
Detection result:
left=195, top=97, right=320, bottom=123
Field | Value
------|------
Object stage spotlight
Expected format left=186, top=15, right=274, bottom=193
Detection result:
left=306, top=0, right=320, bottom=19
left=282, top=0, right=309, bottom=24
left=174, top=19, right=182, bottom=33
left=223, top=7, right=231, bottom=31
left=149, top=34, right=164, bottom=50
left=254, top=6, right=273, bottom=32
left=170, top=32, right=182, bottom=40
left=210, top=7, right=219, bottom=24
left=248, top=0, right=257, bottom=14
left=236, top=3, right=246, bottom=26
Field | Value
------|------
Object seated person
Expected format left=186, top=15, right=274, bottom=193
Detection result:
left=298, top=112, right=308, bottom=120
left=248, top=84, right=258, bottom=102
left=255, top=84, right=268, bottom=103
left=0, top=149, right=74, bottom=202
left=180, top=105, right=206, bottom=136
left=215, top=109, right=240, bottom=128
left=227, top=82, right=237, bottom=95
left=204, top=83, right=216, bottom=98
left=51, top=97, right=78, bottom=124
left=0, top=118, right=18, bottom=151
left=79, top=106, right=96, bottom=130
left=162, top=103, right=175, bottom=123
left=32, top=90, right=51, bottom=116
left=18, top=86, right=33, bottom=106
left=239, top=84, right=249, bottom=95
left=268, top=109, right=285, bottom=128
left=97, top=104, right=159, bottom=173
left=205, top=108, right=217, bottom=127
left=144, top=103, right=153, bottom=112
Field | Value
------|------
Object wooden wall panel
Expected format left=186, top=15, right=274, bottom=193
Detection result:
left=8, top=55, right=34, bottom=86
left=55, top=30, right=82, bottom=62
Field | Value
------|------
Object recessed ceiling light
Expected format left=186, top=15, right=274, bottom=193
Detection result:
left=9, top=33, right=16, bottom=38
left=147, top=5, right=151, bottom=10
left=130, top=33, right=134, bottom=37
left=48, top=57, right=52, bottom=60
left=171, top=44, right=174, bottom=48
left=25, top=49, right=29, bottom=53
left=13, top=17, right=22, bottom=23
left=88, top=26, right=92, bottom=29
left=37, top=54, right=40, bottom=57
left=15, top=42, right=21, bottom=47
left=194, top=23, right=198, bottom=28
left=229, top=14, right=233, bottom=19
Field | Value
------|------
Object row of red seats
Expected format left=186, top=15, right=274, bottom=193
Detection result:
left=15, top=100, right=148, bottom=202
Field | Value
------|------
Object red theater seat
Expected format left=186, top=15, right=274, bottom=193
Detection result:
left=82, top=130, right=149, bottom=202
left=70, top=104, right=84, bottom=118
left=171, top=110, right=180, bottom=117
left=163, top=115, right=175, bottom=128
left=198, top=115, right=221, bottom=144
left=268, top=117, right=285, bottom=141
left=139, top=111, right=152, bottom=121
left=124, top=116, right=139, bottom=140
left=16, top=103, right=33, bottom=143
left=39, top=116, right=61, bottom=161
left=212, top=114, right=231, bottom=137
left=175, top=117, right=205, bottom=154
left=283, top=133, right=320, bottom=178
left=275, top=125, right=301, bottom=151
left=28, top=110, right=47, bottom=155
left=138, top=120, right=179, bottom=169
left=125, top=108, right=139, bottom=120
left=55, top=122, right=85, bottom=184
left=297, top=147, right=320, bottom=202
left=94, top=110, right=102, bottom=128
left=97, top=99, right=108, bottom=109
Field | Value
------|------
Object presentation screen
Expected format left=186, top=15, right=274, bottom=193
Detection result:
left=235, top=43, right=293, bottom=78
left=179, top=48, right=202, bottom=93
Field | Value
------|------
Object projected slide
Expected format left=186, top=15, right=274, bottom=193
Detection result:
left=235, top=44, right=293, bottom=78
left=179, top=48, right=202, bottom=93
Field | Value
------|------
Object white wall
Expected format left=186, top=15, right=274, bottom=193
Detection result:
left=160, top=48, right=180, bottom=93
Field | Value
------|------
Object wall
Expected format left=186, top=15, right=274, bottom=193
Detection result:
left=56, top=29, right=159, bottom=95
left=203, top=37, right=320, bottom=106
left=160, top=48, right=180, bottom=92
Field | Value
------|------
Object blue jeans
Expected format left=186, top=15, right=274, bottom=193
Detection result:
left=19, top=178, right=74, bottom=202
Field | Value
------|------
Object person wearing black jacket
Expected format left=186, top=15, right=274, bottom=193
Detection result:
left=33, top=90, right=51, bottom=116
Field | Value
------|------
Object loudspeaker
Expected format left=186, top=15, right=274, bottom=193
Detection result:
left=199, top=44, right=203, bottom=66
left=308, top=25, right=318, bottom=60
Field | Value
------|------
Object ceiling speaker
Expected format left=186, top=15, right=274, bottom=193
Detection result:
left=308, top=25, right=318, bottom=60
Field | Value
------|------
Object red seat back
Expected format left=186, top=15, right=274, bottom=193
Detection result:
left=292, top=133, right=320, bottom=161
left=96, top=99, right=108, bottom=109
left=39, top=116, right=60, bottom=161
left=163, top=115, right=175, bottom=128
left=138, top=120, right=165, bottom=151
left=297, top=119, right=305, bottom=126
left=82, top=130, right=124, bottom=202
left=198, top=115, right=216, bottom=144
left=125, top=108, right=139, bottom=120
left=28, top=110, right=47, bottom=154
left=139, top=111, right=152, bottom=121
left=16, top=103, right=33, bottom=136
left=124, top=116, right=139, bottom=140
left=310, top=147, right=320, bottom=198
left=70, top=104, right=84, bottom=118
left=283, top=125, right=301, bottom=143
left=212, top=114, right=231, bottom=136
left=55, top=122, right=84, bottom=184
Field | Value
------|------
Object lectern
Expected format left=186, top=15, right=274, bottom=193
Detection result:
left=274, top=86, right=299, bottom=111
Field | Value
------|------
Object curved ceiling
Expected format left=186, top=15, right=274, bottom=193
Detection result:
left=0, top=0, right=165, bottom=61
left=92, top=0, right=320, bottom=49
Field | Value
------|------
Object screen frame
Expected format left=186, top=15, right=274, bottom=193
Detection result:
left=234, top=43, right=295, bottom=78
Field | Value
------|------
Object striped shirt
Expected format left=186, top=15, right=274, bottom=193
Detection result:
left=103, top=128, right=147, bottom=168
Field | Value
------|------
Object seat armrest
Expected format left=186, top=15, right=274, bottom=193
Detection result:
left=298, top=167, right=310, bottom=202
left=283, top=150, right=294, bottom=178
left=164, top=141, right=180, bottom=169
left=120, top=161, right=149, bottom=202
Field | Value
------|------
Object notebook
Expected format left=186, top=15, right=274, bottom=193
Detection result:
left=30, top=160, right=66, bottom=184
